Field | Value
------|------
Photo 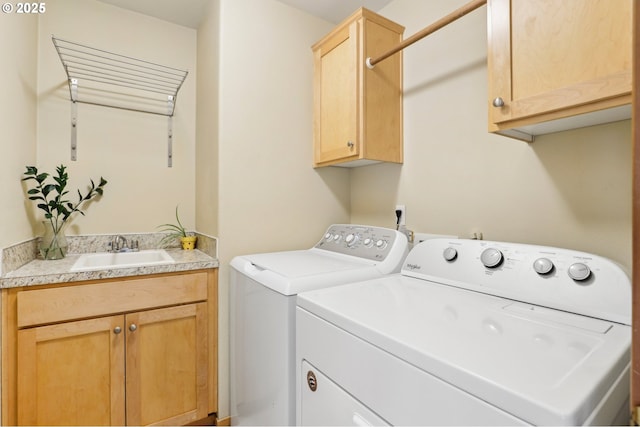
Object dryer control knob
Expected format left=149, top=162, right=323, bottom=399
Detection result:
left=443, top=247, right=458, bottom=261
left=568, top=263, right=591, bottom=281
left=481, top=248, right=503, bottom=268
left=533, top=257, right=554, bottom=275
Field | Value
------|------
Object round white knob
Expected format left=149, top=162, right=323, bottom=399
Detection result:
left=443, top=247, right=458, bottom=261
left=480, top=248, right=503, bottom=268
left=375, top=239, right=387, bottom=250
left=568, top=263, right=591, bottom=281
left=333, top=234, right=341, bottom=242
left=363, top=238, right=373, bottom=247
left=324, top=233, right=332, bottom=241
left=345, top=234, right=359, bottom=247
left=533, top=258, right=554, bottom=275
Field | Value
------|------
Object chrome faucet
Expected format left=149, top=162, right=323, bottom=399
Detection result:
left=110, top=235, right=140, bottom=252
left=112, top=235, right=128, bottom=252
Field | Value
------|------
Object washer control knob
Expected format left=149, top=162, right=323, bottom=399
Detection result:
left=345, top=233, right=359, bottom=247
left=533, top=258, right=554, bottom=275
left=375, top=239, right=387, bottom=250
left=333, top=234, right=341, bottom=242
left=443, top=247, right=458, bottom=262
left=480, top=248, right=503, bottom=268
left=568, top=263, right=591, bottom=281
left=324, top=233, right=333, bottom=241
left=363, top=238, right=373, bottom=248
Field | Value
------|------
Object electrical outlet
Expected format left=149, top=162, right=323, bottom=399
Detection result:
left=395, top=205, right=406, bottom=226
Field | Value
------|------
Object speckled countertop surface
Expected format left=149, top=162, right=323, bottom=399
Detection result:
left=1, top=248, right=218, bottom=288
left=0, top=232, right=218, bottom=289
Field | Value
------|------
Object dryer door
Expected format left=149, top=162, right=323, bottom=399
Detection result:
left=300, top=360, right=389, bottom=426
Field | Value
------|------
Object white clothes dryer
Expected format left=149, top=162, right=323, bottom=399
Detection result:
left=230, top=224, right=409, bottom=426
left=297, top=238, right=631, bottom=426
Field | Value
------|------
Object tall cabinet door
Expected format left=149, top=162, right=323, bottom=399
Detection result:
left=313, top=20, right=359, bottom=165
left=125, top=303, right=208, bottom=426
left=17, top=315, right=126, bottom=426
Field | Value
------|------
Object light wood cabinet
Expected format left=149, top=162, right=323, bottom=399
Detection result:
left=487, top=0, right=632, bottom=141
left=312, top=8, right=404, bottom=167
left=2, top=269, right=218, bottom=426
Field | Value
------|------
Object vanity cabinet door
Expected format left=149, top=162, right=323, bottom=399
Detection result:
left=125, top=303, right=208, bottom=426
left=17, top=315, right=126, bottom=426
left=4, top=269, right=217, bottom=426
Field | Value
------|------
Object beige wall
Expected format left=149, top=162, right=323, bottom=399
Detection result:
left=196, top=1, right=220, bottom=237
left=212, top=0, right=350, bottom=417
left=36, top=0, right=197, bottom=237
left=0, top=12, right=38, bottom=259
left=351, top=0, right=632, bottom=271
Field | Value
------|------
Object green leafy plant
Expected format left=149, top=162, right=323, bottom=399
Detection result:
left=158, top=205, right=191, bottom=247
left=22, top=165, right=107, bottom=258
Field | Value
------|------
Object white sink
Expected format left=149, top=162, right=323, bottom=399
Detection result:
left=70, top=249, right=175, bottom=272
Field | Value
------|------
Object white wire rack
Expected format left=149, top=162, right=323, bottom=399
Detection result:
left=52, top=35, right=189, bottom=166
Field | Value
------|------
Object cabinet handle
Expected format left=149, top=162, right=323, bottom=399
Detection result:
left=347, top=141, right=354, bottom=149
left=114, top=326, right=122, bottom=334
left=129, top=323, right=138, bottom=332
left=492, top=97, right=505, bottom=107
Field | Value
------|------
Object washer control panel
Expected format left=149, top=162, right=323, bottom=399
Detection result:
left=402, top=238, right=630, bottom=325
left=314, top=224, right=407, bottom=264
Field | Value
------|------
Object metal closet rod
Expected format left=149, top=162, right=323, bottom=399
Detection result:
left=365, top=0, right=487, bottom=69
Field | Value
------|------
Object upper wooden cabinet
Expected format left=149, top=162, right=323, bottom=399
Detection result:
left=312, top=8, right=404, bottom=167
left=487, top=0, right=632, bottom=141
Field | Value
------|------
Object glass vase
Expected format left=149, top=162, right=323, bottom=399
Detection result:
left=39, top=220, right=68, bottom=260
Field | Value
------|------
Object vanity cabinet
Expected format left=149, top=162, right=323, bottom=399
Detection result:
left=2, top=269, right=218, bottom=426
left=312, top=8, right=404, bottom=167
left=487, top=0, right=632, bottom=140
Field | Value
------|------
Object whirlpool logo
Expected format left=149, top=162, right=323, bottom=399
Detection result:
left=406, top=263, right=421, bottom=270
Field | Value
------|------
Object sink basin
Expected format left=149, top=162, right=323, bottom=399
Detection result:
left=70, top=249, right=175, bottom=272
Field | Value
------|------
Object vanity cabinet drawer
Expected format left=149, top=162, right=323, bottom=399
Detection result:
left=16, top=271, right=208, bottom=328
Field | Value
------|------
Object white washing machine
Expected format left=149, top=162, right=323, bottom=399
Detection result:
left=230, top=224, right=409, bottom=426
left=297, top=238, right=631, bottom=426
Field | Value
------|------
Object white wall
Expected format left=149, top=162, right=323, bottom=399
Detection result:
left=205, top=0, right=350, bottom=418
left=351, top=0, right=632, bottom=270
left=36, top=0, right=198, bottom=237
left=0, top=12, right=38, bottom=255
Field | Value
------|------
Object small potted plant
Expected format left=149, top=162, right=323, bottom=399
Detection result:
left=159, top=206, right=197, bottom=250
left=22, top=164, right=108, bottom=260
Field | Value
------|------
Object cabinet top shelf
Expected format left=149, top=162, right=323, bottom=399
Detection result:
left=52, top=35, right=188, bottom=116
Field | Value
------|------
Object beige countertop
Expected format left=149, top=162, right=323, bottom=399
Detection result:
left=1, top=248, right=218, bottom=289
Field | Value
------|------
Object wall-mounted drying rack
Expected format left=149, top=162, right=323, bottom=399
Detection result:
left=52, top=35, right=188, bottom=167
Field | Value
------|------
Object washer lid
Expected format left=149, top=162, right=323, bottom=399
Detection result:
left=297, top=276, right=631, bottom=425
left=231, top=250, right=377, bottom=296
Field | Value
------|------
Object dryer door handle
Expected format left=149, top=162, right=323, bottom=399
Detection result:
left=352, top=412, right=374, bottom=426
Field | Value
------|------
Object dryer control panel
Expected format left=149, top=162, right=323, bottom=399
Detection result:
left=314, top=224, right=408, bottom=272
left=403, top=238, right=631, bottom=325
